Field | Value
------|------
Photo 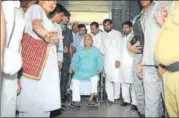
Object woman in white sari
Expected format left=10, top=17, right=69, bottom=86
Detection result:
left=17, top=1, right=61, bottom=117
left=1, top=1, right=24, bottom=117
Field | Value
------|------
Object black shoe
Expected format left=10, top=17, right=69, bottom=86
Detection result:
left=70, top=102, right=81, bottom=108
left=114, top=98, right=121, bottom=104
left=105, top=100, right=113, bottom=106
left=61, top=108, right=64, bottom=112
left=62, top=104, right=67, bottom=108
left=130, top=105, right=138, bottom=110
left=139, top=114, right=145, bottom=118
left=120, top=101, right=129, bottom=106
left=50, top=109, right=62, bottom=118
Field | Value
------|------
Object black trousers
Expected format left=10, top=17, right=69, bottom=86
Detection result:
left=60, top=54, right=71, bottom=102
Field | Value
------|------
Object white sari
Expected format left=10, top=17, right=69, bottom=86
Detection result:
left=17, top=5, right=61, bottom=117
left=1, top=1, right=24, bottom=117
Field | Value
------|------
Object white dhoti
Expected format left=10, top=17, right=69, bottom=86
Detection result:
left=121, top=63, right=137, bottom=105
left=105, top=81, right=121, bottom=102
left=71, top=76, right=99, bottom=102
left=1, top=74, right=18, bottom=117
left=104, top=58, right=122, bottom=102
left=121, top=83, right=137, bottom=105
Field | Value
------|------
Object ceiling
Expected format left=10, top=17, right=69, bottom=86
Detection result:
left=59, top=0, right=111, bottom=12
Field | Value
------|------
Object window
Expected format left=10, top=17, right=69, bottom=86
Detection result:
left=60, top=1, right=111, bottom=33
left=69, top=12, right=110, bottom=33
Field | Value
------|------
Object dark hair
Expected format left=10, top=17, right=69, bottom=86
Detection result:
left=64, top=10, right=71, bottom=17
left=48, top=3, right=66, bottom=18
left=103, top=19, right=112, bottom=25
left=34, top=0, right=39, bottom=4
left=122, top=21, right=132, bottom=27
left=78, top=24, right=86, bottom=29
left=90, top=22, right=99, bottom=28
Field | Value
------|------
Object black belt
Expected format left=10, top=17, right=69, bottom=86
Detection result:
left=143, top=65, right=158, bottom=67
left=160, top=62, right=179, bottom=72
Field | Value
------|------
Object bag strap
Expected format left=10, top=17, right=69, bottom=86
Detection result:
left=6, top=7, right=16, bottom=48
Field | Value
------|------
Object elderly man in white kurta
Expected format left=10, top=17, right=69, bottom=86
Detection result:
left=90, top=22, right=102, bottom=52
left=120, top=21, right=137, bottom=109
left=101, top=19, right=122, bottom=105
left=1, top=1, right=25, bottom=117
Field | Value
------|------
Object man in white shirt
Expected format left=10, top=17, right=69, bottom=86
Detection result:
left=120, top=21, right=137, bottom=110
left=72, top=24, right=86, bottom=52
left=90, top=22, right=102, bottom=52
left=101, top=19, right=122, bottom=105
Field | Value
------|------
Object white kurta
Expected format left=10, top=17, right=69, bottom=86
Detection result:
left=91, top=31, right=102, bottom=52
left=54, top=23, right=63, bottom=62
left=120, top=33, right=137, bottom=105
left=101, top=29, right=122, bottom=83
left=101, top=29, right=122, bottom=102
left=1, top=2, right=25, bottom=117
left=17, top=5, right=61, bottom=115
left=121, top=33, right=134, bottom=83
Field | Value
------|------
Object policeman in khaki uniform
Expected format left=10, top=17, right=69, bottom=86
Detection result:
left=155, top=1, right=179, bottom=117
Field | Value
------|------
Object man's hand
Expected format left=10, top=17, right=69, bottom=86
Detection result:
left=158, top=65, right=166, bottom=77
left=97, top=69, right=102, bottom=74
left=69, top=68, right=74, bottom=73
left=58, top=61, right=63, bottom=69
left=64, top=46, right=68, bottom=53
left=17, top=79, right=21, bottom=95
left=154, top=6, right=168, bottom=26
left=44, top=31, right=59, bottom=44
left=115, top=61, right=120, bottom=68
left=59, top=35, right=64, bottom=41
left=128, top=44, right=139, bottom=54
left=137, top=64, right=143, bottom=79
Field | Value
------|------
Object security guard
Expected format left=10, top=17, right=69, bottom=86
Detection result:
left=155, top=1, right=179, bottom=117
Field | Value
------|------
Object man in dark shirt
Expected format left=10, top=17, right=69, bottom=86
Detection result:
left=60, top=9, right=73, bottom=107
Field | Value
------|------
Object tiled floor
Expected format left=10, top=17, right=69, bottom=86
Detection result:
left=58, top=101, right=139, bottom=117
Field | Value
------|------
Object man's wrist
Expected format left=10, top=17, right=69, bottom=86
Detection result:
left=58, top=61, right=63, bottom=64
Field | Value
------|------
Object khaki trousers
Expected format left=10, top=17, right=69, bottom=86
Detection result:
left=163, top=71, right=179, bottom=117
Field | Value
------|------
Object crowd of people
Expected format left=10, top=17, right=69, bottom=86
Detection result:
left=1, top=0, right=179, bottom=117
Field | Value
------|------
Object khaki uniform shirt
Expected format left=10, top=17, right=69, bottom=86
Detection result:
left=155, top=1, right=179, bottom=66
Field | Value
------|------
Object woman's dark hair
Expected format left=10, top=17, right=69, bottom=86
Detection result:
left=122, top=21, right=132, bottom=27
left=103, top=19, right=112, bottom=25
left=48, top=3, right=66, bottom=18
left=78, top=24, right=86, bottom=30
left=90, top=22, right=99, bottom=28
left=34, top=0, right=39, bottom=4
